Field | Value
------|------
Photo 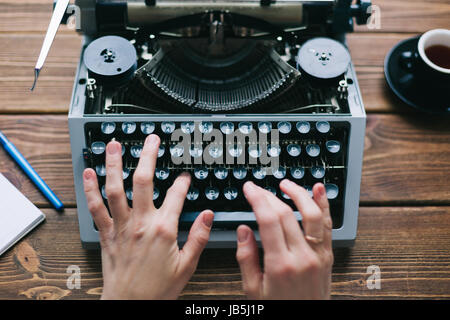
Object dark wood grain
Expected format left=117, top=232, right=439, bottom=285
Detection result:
left=0, top=115, right=448, bottom=207
left=0, top=206, right=449, bottom=299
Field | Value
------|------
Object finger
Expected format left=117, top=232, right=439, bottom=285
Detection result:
left=236, top=225, right=263, bottom=299
left=313, top=183, right=332, bottom=249
left=280, top=179, right=324, bottom=245
left=132, top=135, right=160, bottom=214
left=243, top=182, right=287, bottom=255
left=179, top=210, right=214, bottom=275
left=83, top=169, right=113, bottom=234
left=160, top=172, right=191, bottom=226
left=105, top=141, right=130, bottom=227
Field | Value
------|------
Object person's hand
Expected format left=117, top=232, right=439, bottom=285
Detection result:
left=236, top=180, right=333, bottom=300
left=82, top=135, right=214, bottom=300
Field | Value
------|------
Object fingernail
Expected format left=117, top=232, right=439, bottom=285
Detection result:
left=244, top=181, right=256, bottom=192
left=203, top=211, right=214, bottom=228
left=107, top=142, right=121, bottom=154
left=238, top=227, right=249, bottom=243
left=281, top=179, right=294, bottom=188
left=145, top=134, right=158, bottom=145
left=83, top=169, right=94, bottom=180
left=319, top=184, right=326, bottom=196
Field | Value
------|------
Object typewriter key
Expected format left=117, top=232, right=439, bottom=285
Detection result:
left=101, top=122, right=116, bottom=135
left=181, top=122, right=195, bottom=134
left=130, top=145, right=143, bottom=158
left=316, top=121, right=330, bottom=134
left=291, top=167, right=305, bottom=179
left=194, top=167, right=209, bottom=180
left=205, top=187, right=220, bottom=201
left=224, top=187, right=238, bottom=200
left=273, top=167, right=287, bottom=179
left=95, top=164, right=106, bottom=177
left=296, top=121, right=311, bottom=134
left=126, top=189, right=133, bottom=201
left=305, top=186, right=313, bottom=197
left=122, top=122, right=136, bottom=134
left=153, top=187, right=160, bottom=200
left=122, top=168, right=130, bottom=180
left=252, top=167, right=267, bottom=180
left=265, top=186, right=277, bottom=196
left=311, top=166, right=325, bottom=179
left=214, top=167, right=228, bottom=180
left=186, top=187, right=199, bottom=201
left=267, top=144, right=281, bottom=157
left=325, top=184, right=339, bottom=200
left=121, top=145, right=125, bottom=156
left=277, top=121, right=292, bottom=134
left=281, top=191, right=290, bottom=200
left=189, top=145, right=203, bottom=158
left=287, top=144, right=301, bottom=157
left=233, top=167, right=247, bottom=180
left=199, top=122, right=213, bottom=134
left=91, top=141, right=106, bottom=155
left=228, top=144, right=243, bottom=158
left=326, top=140, right=341, bottom=153
left=141, top=122, right=155, bottom=135
left=220, top=122, right=234, bottom=135
left=161, top=122, right=175, bottom=134
left=248, top=145, right=262, bottom=159
left=155, top=168, right=170, bottom=180
left=101, top=185, right=107, bottom=199
left=158, top=145, right=165, bottom=158
left=238, top=122, right=253, bottom=134
left=208, top=145, right=223, bottom=159
left=306, top=144, right=320, bottom=157
left=258, top=121, right=272, bottom=134
left=170, top=145, right=184, bottom=157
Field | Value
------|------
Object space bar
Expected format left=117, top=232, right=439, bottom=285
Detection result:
left=179, top=211, right=302, bottom=230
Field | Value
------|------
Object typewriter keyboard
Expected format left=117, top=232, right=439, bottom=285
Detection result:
left=84, top=120, right=349, bottom=230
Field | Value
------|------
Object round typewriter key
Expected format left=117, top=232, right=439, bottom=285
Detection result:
left=277, top=121, right=292, bottom=134
left=205, top=187, right=220, bottom=201
left=228, top=144, right=243, bottom=158
left=101, top=185, right=107, bottom=199
left=265, top=186, right=277, bottom=196
left=306, top=144, right=320, bottom=157
left=122, top=168, right=130, bottom=180
left=290, top=167, right=305, bottom=179
left=155, top=168, right=170, bottom=181
left=158, top=145, right=165, bottom=158
left=258, top=121, right=272, bottom=134
left=248, top=145, right=262, bottom=159
left=296, top=121, right=311, bottom=134
left=126, top=189, right=133, bottom=201
left=325, top=183, right=339, bottom=200
left=101, top=122, right=116, bottom=135
left=199, top=121, right=213, bottom=134
left=140, top=122, right=155, bottom=135
left=189, top=145, right=203, bottom=158
left=170, top=145, right=184, bottom=157
left=130, top=145, right=143, bottom=158
left=220, top=122, right=234, bottom=135
left=181, top=122, right=195, bottom=134
left=122, top=122, right=136, bottom=135
left=267, top=144, right=281, bottom=157
left=161, top=121, right=175, bottom=134
left=305, top=186, right=313, bottom=197
left=153, top=187, right=160, bottom=200
left=121, top=145, right=126, bottom=156
left=281, top=191, right=290, bottom=200
left=233, top=167, right=247, bottom=180
left=95, top=164, right=106, bottom=177
left=208, top=145, right=223, bottom=159
left=252, top=167, right=267, bottom=180
left=91, top=141, right=106, bottom=155
left=238, top=122, right=253, bottom=134
left=326, top=140, right=341, bottom=154
left=311, top=166, right=325, bottom=179
left=287, top=144, right=301, bottom=157
left=186, top=187, right=199, bottom=201
left=273, top=167, right=286, bottom=179
left=224, top=187, right=238, bottom=200
left=316, top=121, right=331, bottom=134
left=214, top=167, right=228, bottom=180
left=194, top=167, right=209, bottom=180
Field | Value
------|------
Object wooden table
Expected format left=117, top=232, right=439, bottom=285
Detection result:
left=0, top=0, right=449, bottom=300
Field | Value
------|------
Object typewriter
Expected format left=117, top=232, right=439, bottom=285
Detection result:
left=62, top=0, right=369, bottom=248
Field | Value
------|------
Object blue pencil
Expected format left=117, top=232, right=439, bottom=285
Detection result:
left=0, top=130, right=64, bottom=211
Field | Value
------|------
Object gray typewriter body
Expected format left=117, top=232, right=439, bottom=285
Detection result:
left=68, top=0, right=369, bottom=249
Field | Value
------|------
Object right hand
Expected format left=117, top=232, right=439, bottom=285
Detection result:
left=236, top=180, right=334, bottom=300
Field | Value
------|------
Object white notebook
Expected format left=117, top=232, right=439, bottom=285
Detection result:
left=0, top=173, right=45, bottom=256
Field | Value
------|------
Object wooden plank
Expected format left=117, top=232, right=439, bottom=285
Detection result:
left=0, top=0, right=449, bottom=34
left=0, top=206, right=448, bottom=299
left=0, top=114, right=448, bottom=207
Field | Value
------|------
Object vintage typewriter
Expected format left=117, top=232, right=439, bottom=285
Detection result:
left=59, top=0, right=370, bottom=248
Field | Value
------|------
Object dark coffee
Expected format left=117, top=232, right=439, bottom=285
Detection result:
left=425, top=45, right=450, bottom=69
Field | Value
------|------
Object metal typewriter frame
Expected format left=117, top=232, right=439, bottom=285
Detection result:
left=68, top=0, right=367, bottom=249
